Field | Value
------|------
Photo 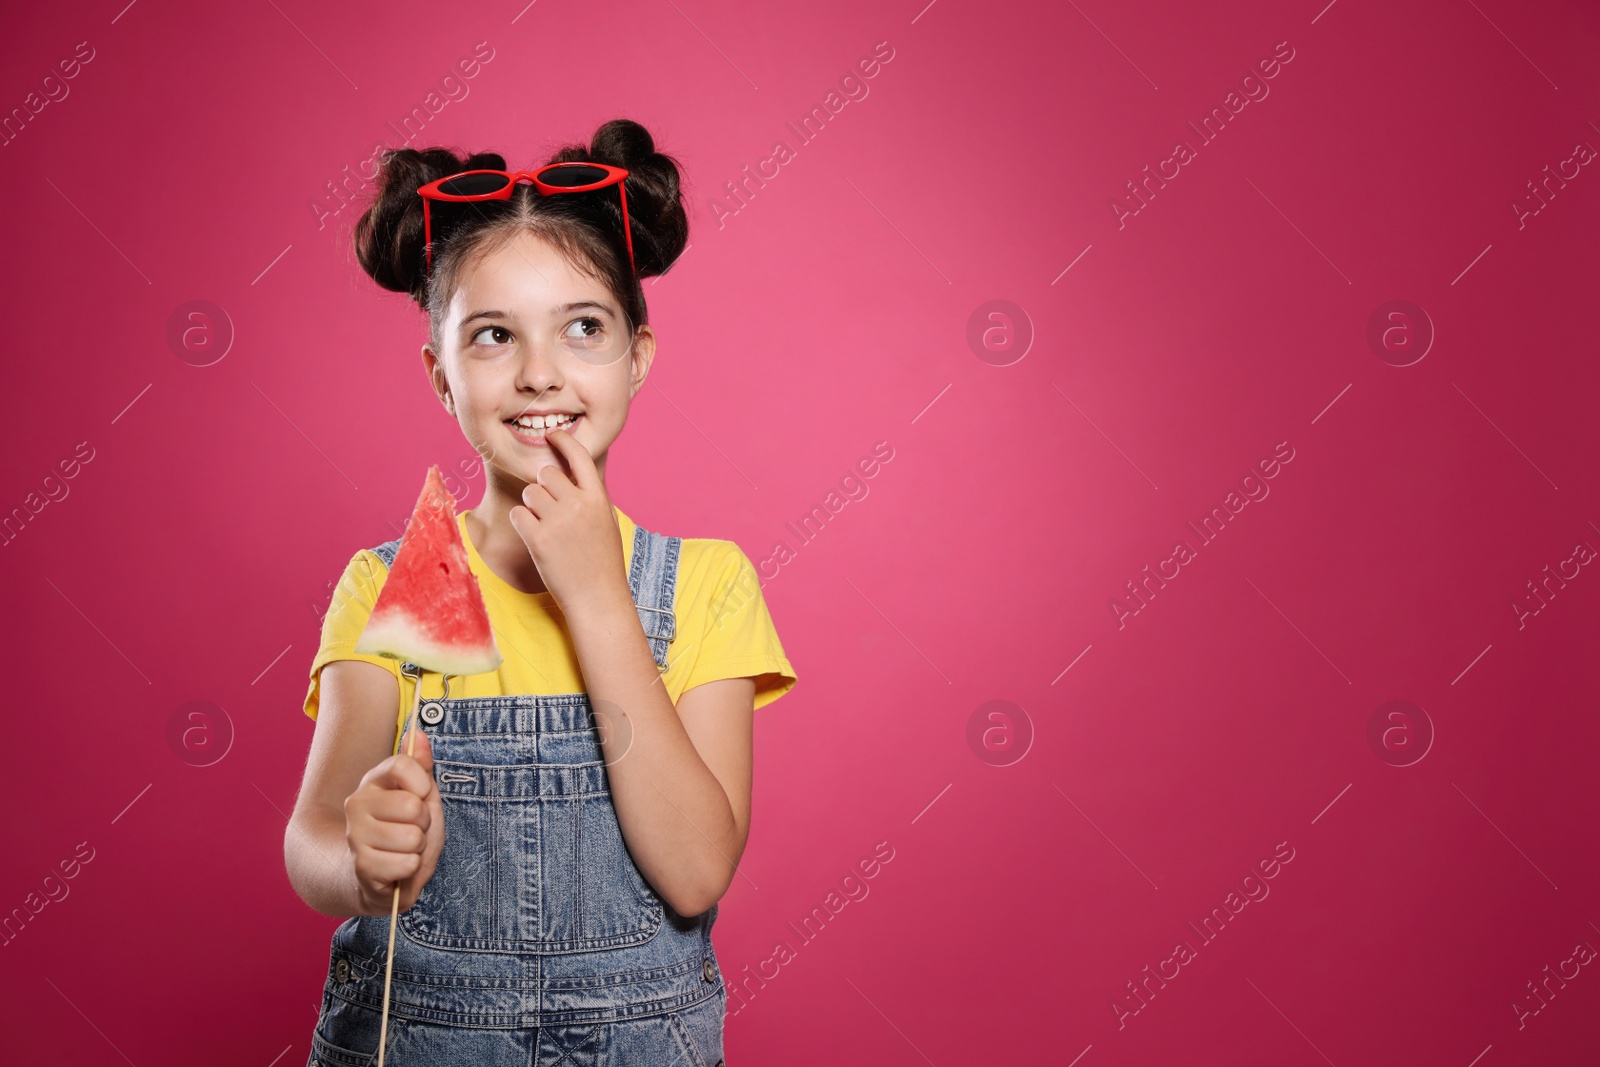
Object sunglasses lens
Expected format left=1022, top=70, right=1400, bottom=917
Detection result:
left=540, top=164, right=611, bottom=189
left=426, top=173, right=516, bottom=263
left=437, top=172, right=512, bottom=197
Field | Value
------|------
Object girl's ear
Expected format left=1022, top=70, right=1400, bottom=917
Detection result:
left=422, top=342, right=452, bottom=413
left=628, top=326, right=656, bottom=398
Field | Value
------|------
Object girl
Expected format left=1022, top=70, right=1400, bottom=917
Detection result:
left=285, top=118, right=797, bottom=1066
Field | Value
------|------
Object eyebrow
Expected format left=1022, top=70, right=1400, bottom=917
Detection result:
left=461, top=301, right=617, bottom=326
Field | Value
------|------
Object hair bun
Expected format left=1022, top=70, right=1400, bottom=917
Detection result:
left=547, top=118, right=689, bottom=279
left=353, top=146, right=507, bottom=301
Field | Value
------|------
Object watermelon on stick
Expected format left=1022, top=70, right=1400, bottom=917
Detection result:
left=355, top=464, right=503, bottom=676
left=350, top=464, right=501, bottom=1067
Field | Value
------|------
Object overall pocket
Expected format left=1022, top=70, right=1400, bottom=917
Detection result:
left=308, top=993, right=383, bottom=1067
left=399, top=747, right=663, bottom=953
left=308, top=1029, right=375, bottom=1067
left=667, top=990, right=728, bottom=1067
left=535, top=790, right=664, bottom=950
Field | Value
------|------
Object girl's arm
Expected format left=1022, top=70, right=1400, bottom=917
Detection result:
left=564, top=587, right=755, bottom=917
left=514, top=431, right=755, bottom=918
left=285, top=659, right=445, bottom=917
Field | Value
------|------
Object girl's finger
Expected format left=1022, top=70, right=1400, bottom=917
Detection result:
left=508, top=504, right=541, bottom=551
left=519, top=479, right=555, bottom=518
left=544, top=427, right=595, bottom=489
left=365, top=788, right=429, bottom=828
left=533, top=462, right=573, bottom=500
left=364, top=755, right=432, bottom=797
left=358, top=847, right=423, bottom=887
left=403, top=723, right=433, bottom=773
left=360, top=817, right=427, bottom=855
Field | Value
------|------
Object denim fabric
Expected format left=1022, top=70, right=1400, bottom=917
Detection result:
left=309, top=982, right=726, bottom=1066
left=309, top=524, right=727, bottom=1066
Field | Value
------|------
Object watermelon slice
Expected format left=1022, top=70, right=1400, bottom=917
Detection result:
left=353, top=465, right=503, bottom=676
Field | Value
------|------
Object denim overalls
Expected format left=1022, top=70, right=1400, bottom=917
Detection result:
left=307, top=523, right=728, bottom=1067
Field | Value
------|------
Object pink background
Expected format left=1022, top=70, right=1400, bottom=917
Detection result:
left=3, top=0, right=1598, bottom=1063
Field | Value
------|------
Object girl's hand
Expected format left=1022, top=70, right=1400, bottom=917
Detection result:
left=508, top=427, right=631, bottom=615
left=343, top=725, right=446, bottom=915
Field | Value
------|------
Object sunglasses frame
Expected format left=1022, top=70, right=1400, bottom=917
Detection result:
left=415, top=162, right=636, bottom=281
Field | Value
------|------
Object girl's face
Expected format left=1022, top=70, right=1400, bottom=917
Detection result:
left=422, top=229, right=654, bottom=491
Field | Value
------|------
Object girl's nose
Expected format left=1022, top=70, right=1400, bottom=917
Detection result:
left=513, top=340, right=566, bottom=391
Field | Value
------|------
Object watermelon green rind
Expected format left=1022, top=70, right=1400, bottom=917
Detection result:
left=355, top=611, right=501, bottom=677
left=353, top=464, right=504, bottom=676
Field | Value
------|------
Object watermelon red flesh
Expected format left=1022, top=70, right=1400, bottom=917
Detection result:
left=353, top=464, right=504, bottom=676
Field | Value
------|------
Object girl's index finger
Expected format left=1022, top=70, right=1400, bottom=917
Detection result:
left=366, top=746, right=434, bottom=798
left=545, top=426, right=596, bottom=489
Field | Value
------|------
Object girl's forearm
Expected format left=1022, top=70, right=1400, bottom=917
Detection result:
left=284, top=807, right=366, bottom=918
left=564, top=583, right=740, bottom=916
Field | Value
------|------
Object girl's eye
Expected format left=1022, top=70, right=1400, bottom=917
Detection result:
left=471, top=326, right=513, bottom=346
left=564, top=317, right=606, bottom=344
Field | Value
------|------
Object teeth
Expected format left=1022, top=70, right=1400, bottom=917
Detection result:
left=511, top=413, right=576, bottom=431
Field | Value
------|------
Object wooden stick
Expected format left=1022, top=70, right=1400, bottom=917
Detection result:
left=376, top=669, right=424, bottom=1067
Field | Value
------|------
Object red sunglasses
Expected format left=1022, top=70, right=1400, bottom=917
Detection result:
left=415, top=162, right=635, bottom=280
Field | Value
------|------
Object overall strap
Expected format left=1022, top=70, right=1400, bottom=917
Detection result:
left=370, top=539, right=401, bottom=569
left=364, top=525, right=681, bottom=673
left=627, top=524, right=682, bottom=673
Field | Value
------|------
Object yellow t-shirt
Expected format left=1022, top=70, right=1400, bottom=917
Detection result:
left=304, top=505, right=797, bottom=748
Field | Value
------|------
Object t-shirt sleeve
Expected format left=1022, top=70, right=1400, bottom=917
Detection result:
left=303, top=549, right=403, bottom=721
left=677, top=543, right=797, bottom=711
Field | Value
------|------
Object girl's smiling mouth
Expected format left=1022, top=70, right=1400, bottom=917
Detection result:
left=506, top=411, right=582, bottom=446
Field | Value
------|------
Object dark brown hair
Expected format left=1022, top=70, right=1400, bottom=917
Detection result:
left=352, top=118, right=688, bottom=348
